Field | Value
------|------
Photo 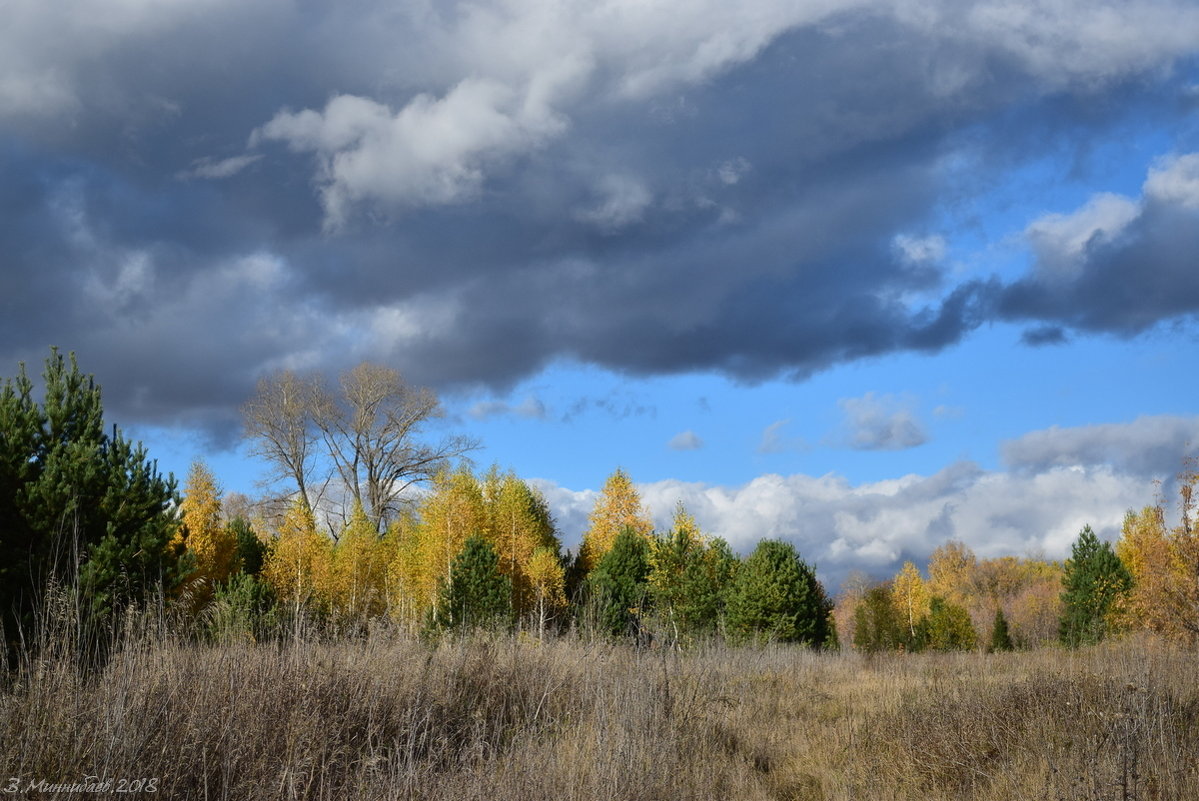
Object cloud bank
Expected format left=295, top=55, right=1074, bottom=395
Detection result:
left=539, top=416, right=1199, bottom=588
left=0, top=0, right=1197, bottom=438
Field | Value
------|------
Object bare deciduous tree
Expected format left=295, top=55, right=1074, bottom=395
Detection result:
left=243, top=363, right=477, bottom=531
left=242, top=370, right=322, bottom=513
left=313, top=363, right=478, bottom=530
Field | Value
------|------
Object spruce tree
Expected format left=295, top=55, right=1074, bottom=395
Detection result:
left=989, top=608, right=1014, bottom=652
left=1059, top=525, right=1133, bottom=648
left=725, top=540, right=830, bottom=646
left=436, top=535, right=512, bottom=631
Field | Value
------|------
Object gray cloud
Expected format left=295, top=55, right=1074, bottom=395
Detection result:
left=835, top=392, right=928, bottom=451
left=467, top=395, right=548, bottom=421
left=998, top=153, right=1199, bottom=336
left=1002, top=414, right=1199, bottom=478
left=1, top=1, right=1197, bottom=438
left=757, top=419, right=808, bottom=454
left=667, top=430, right=704, bottom=451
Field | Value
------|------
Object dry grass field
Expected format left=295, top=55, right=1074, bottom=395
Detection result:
left=2, top=622, right=1197, bottom=800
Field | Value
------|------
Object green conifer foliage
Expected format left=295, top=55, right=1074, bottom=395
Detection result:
left=989, top=608, right=1014, bottom=652
left=436, top=535, right=512, bottom=631
left=0, top=349, right=181, bottom=649
left=1059, top=525, right=1133, bottom=648
left=587, top=527, right=652, bottom=638
left=915, top=596, right=978, bottom=651
left=229, top=517, right=267, bottom=577
left=725, top=540, right=830, bottom=646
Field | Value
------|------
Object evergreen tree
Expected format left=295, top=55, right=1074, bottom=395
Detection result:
left=0, top=349, right=181, bottom=650
left=649, top=504, right=719, bottom=642
left=586, top=526, right=652, bottom=638
left=914, top=596, right=977, bottom=652
left=1059, top=525, right=1133, bottom=648
left=989, top=608, right=1014, bottom=652
left=725, top=540, right=830, bottom=646
left=436, top=534, right=512, bottom=631
left=229, top=517, right=267, bottom=577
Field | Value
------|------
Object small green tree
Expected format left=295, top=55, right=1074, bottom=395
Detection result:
left=853, top=583, right=904, bottom=653
left=229, top=517, right=267, bottom=577
left=648, top=517, right=734, bottom=642
left=989, top=608, right=1014, bottom=652
left=725, top=540, right=830, bottom=646
left=1059, top=525, right=1133, bottom=648
left=436, top=535, right=512, bottom=631
left=915, top=596, right=977, bottom=651
left=586, top=526, right=652, bottom=638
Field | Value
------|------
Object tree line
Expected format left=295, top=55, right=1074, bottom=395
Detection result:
left=1, top=349, right=1195, bottom=658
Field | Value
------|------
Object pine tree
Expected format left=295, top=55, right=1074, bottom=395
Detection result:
left=228, top=517, right=267, bottom=577
left=578, top=468, right=653, bottom=573
left=587, top=527, right=652, bottom=638
left=725, top=540, right=830, bottom=646
left=436, top=535, right=512, bottom=631
left=989, top=608, right=1014, bottom=652
left=648, top=504, right=731, bottom=642
left=1059, top=525, right=1133, bottom=648
left=0, top=349, right=181, bottom=650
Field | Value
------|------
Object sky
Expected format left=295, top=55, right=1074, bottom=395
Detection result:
left=2, top=0, right=1199, bottom=589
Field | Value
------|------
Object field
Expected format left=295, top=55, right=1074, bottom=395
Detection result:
left=3, top=622, right=1197, bottom=801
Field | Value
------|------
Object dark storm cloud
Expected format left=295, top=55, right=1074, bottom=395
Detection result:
left=996, top=158, right=1199, bottom=335
left=2, top=0, right=1199, bottom=436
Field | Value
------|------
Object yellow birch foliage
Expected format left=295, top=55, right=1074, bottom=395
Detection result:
left=891, top=561, right=930, bottom=640
left=329, top=502, right=387, bottom=623
left=263, top=497, right=332, bottom=614
left=483, top=468, right=561, bottom=617
left=388, top=467, right=487, bottom=624
left=1167, top=466, right=1199, bottom=639
left=527, top=546, right=567, bottom=634
left=927, top=540, right=977, bottom=608
left=175, top=460, right=237, bottom=607
left=578, top=468, right=653, bottom=573
left=383, top=510, right=423, bottom=623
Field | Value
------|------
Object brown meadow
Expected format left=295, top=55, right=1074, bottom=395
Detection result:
left=3, top=622, right=1197, bottom=801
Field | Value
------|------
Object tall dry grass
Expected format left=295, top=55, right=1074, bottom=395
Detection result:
left=2, top=621, right=1196, bottom=800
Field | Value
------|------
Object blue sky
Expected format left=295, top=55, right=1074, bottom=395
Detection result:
left=2, top=0, right=1198, bottom=588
